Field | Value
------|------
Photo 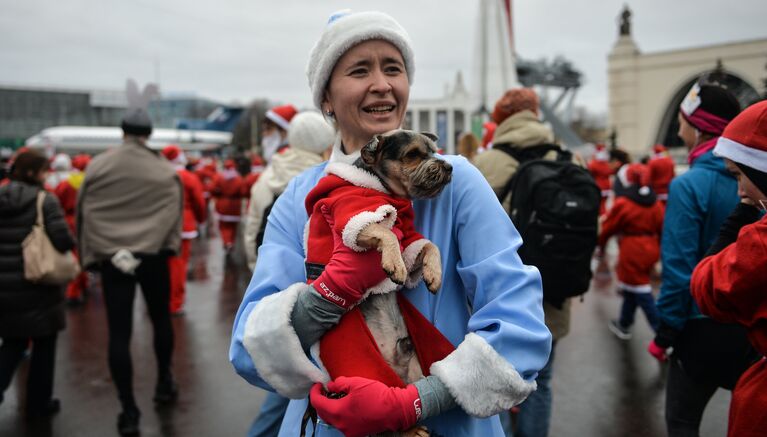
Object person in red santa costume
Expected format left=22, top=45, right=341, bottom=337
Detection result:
left=647, top=144, right=675, bottom=205
left=161, top=145, right=206, bottom=315
left=599, top=163, right=665, bottom=339
left=690, top=100, right=767, bottom=437
left=262, top=104, right=298, bottom=164
left=211, top=159, right=243, bottom=252
left=54, top=154, right=91, bottom=305
left=588, top=143, right=613, bottom=215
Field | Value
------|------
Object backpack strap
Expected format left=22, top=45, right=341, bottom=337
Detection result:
left=493, top=143, right=565, bottom=203
left=35, top=190, right=46, bottom=227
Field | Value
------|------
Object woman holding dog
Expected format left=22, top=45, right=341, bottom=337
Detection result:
left=230, top=10, right=550, bottom=437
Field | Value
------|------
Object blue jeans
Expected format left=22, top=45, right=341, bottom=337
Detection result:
left=501, top=341, right=556, bottom=437
left=248, top=392, right=290, bottom=437
left=619, top=290, right=659, bottom=332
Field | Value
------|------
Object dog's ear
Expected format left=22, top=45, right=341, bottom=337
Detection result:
left=420, top=132, right=439, bottom=152
left=361, top=134, right=385, bottom=165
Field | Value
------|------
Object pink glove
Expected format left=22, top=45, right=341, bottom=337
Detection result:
left=647, top=340, right=668, bottom=362
left=313, top=207, right=390, bottom=309
left=310, top=377, right=421, bottom=437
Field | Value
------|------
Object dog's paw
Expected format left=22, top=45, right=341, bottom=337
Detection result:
left=382, top=252, right=408, bottom=285
left=423, top=266, right=442, bottom=293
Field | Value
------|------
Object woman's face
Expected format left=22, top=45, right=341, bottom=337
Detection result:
left=677, top=113, right=699, bottom=150
left=725, top=159, right=767, bottom=206
left=324, top=40, right=409, bottom=152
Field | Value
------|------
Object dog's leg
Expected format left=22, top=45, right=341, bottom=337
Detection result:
left=357, top=223, right=408, bottom=285
left=417, top=243, right=442, bottom=293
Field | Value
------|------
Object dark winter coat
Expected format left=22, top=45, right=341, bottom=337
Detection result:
left=0, top=181, right=75, bottom=338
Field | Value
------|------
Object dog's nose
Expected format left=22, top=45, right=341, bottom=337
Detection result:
left=442, top=161, right=452, bottom=172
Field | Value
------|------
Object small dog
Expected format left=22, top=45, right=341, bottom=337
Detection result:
left=345, top=130, right=452, bottom=389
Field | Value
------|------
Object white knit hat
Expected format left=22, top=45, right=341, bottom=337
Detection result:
left=288, top=111, right=336, bottom=155
left=51, top=153, right=72, bottom=171
left=306, top=10, right=415, bottom=110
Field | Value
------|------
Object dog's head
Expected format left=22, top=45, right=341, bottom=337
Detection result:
left=359, top=130, right=452, bottom=199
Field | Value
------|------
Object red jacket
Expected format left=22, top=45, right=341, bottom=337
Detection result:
left=211, top=170, right=243, bottom=220
left=647, top=155, right=675, bottom=198
left=177, top=168, right=207, bottom=239
left=598, top=196, right=664, bottom=288
left=54, top=172, right=85, bottom=234
left=691, top=215, right=767, bottom=437
left=588, top=159, right=613, bottom=196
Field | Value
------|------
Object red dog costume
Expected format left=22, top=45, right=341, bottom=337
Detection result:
left=304, top=161, right=454, bottom=387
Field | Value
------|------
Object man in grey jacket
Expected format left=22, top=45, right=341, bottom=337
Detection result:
left=78, top=106, right=182, bottom=436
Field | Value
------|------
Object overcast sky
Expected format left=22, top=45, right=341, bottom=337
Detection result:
left=1, top=0, right=765, bottom=114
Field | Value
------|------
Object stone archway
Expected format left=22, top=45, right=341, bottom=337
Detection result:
left=655, top=71, right=761, bottom=149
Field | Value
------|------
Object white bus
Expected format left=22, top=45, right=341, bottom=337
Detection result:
left=25, top=126, right=231, bottom=155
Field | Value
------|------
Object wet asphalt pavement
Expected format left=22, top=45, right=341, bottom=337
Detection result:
left=0, top=235, right=729, bottom=437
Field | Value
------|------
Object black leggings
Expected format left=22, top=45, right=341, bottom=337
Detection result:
left=101, top=254, right=173, bottom=410
left=0, top=334, right=58, bottom=410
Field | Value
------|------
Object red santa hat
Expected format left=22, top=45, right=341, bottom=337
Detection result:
left=71, top=154, right=91, bottom=171
left=652, top=144, right=667, bottom=154
left=618, top=163, right=652, bottom=196
left=713, top=100, right=767, bottom=174
left=265, top=104, right=298, bottom=131
left=223, top=159, right=236, bottom=170
left=250, top=155, right=265, bottom=173
left=161, top=144, right=187, bottom=166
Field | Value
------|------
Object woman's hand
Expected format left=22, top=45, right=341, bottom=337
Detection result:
left=309, top=377, right=421, bottom=437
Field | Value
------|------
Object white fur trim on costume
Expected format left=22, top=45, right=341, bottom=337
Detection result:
left=266, top=109, right=291, bottom=131
left=430, top=332, right=537, bottom=417
left=216, top=213, right=242, bottom=223
left=328, top=133, right=359, bottom=165
left=341, top=204, right=397, bottom=252
left=714, top=136, right=767, bottom=173
left=243, top=283, right=329, bottom=399
left=325, top=162, right=389, bottom=193
left=617, top=281, right=652, bottom=293
left=362, top=277, right=399, bottom=297
left=181, top=230, right=199, bottom=240
left=402, top=238, right=430, bottom=288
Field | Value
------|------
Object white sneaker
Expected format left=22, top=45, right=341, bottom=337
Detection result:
left=608, top=319, right=632, bottom=340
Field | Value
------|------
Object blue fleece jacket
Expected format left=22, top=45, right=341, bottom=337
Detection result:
left=656, top=148, right=739, bottom=330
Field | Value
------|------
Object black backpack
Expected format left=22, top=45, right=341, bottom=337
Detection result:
left=495, top=143, right=601, bottom=308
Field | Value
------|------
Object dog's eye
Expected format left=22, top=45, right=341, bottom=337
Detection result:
left=405, top=150, right=421, bottom=159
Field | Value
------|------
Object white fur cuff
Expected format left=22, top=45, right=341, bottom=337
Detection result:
left=341, top=204, right=397, bottom=252
left=243, top=283, right=329, bottom=399
left=430, top=333, right=537, bottom=417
